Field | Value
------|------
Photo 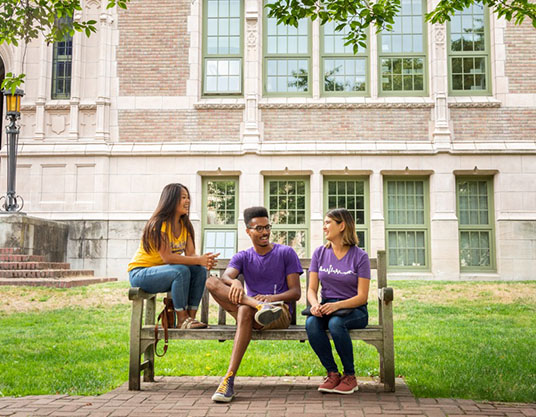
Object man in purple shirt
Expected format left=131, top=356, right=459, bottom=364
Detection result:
left=206, top=206, right=303, bottom=403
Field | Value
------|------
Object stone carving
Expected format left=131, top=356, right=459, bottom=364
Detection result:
left=258, top=102, right=435, bottom=109
left=80, top=111, right=97, bottom=138
left=194, top=103, right=246, bottom=110
left=50, top=115, right=66, bottom=135
left=44, top=103, right=70, bottom=110
left=434, top=25, right=446, bottom=45
left=448, top=101, right=501, bottom=108
left=247, top=21, right=257, bottom=51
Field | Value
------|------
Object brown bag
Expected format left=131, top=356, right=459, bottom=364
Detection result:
left=154, top=297, right=176, bottom=357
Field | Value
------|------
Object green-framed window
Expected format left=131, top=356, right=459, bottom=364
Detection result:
left=456, top=177, right=495, bottom=270
left=51, top=17, right=73, bottom=100
left=448, top=3, right=490, bottom=94
left=378, top=0, right=426, bottom=95
left=321, top=22, right=368, bottom=95
left=323, top=177, right=369, bottom=252
left=203, top=0, right=243, bottom=95
left=202, top=178, right=238, bottom=259
left=384, top=178, right=429, bottom=269
left=265, top=177, right=309, bottom=257
left=264, top=4, right=310, bottom=95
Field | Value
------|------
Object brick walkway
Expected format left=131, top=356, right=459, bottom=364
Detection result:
left=0, top=377, right=535, bottom=417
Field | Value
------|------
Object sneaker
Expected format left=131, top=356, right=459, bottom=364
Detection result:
left=318, top=372, right=341, bottom=393
left=254, top=302, right=282, bottom=326
left=212, top=372, right=235, bottom=403
left=332, top=374, right=358, bottom=394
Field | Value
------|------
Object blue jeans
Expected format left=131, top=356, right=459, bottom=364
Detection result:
left=129, top=264, right=207, bottom=311
left=305, top=299, right=369, bottom=375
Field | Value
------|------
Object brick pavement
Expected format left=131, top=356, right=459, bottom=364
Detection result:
left=0, top=377, right=535, bottom=417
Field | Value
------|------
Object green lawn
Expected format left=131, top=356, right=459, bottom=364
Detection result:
left=0, top=280, right=535, bottom=402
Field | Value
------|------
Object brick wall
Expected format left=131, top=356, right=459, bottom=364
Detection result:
left=451, top=108, right=536, bottom=141
left=261, top=108, right=430, bottom=141
left=117, top=0, right=190, bottom=96
left=118, top=110, right=243, bottom=141
left=505, top=20, right=536, bottom=94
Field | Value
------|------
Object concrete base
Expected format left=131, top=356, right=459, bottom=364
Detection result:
left=0, top=214, right=69, bottom=262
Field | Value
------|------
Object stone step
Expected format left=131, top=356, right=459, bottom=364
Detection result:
left=0, top=248, right=25, bottom=254
left=0, top=269, right=95, bottom=278
left=0, top=262, right=71, bottom=270
left=0, top=254, right=46, bottom=262
left=0, top=277, right=118, bottom=288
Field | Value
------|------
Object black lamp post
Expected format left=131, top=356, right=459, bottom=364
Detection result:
left=1, top=88, right=24, bottom=212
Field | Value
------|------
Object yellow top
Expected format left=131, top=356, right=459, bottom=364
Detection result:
left=127, top=221, right=188, bottom=271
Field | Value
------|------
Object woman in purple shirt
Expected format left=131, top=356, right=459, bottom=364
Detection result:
left=306, top=208, right=371, bottom=395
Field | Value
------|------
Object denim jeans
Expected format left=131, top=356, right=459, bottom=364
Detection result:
left=305, top=299, right=369, bottom=375
left=129, top=264, right=207, bottom=311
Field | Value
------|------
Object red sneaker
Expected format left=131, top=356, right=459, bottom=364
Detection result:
left=332, top=374, right=358, bottom=394
left=318, top=372, right=341, bottom=393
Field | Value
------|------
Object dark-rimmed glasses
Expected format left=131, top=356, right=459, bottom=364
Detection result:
left=247, top=224, right=272, bottom=233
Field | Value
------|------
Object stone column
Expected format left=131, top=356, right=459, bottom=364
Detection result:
left=369, top=171, right=385, bottom=260
left=430, top=170, right=460, bottom=279
left=241, top=0, right=261, bottom=152
left=69, top=11, right=83, bottom=140
left=95, top=5, right=113, bottom=141
left=430, top=1, right=452, bottom=150
left=34, top=36, right=48, bottom=140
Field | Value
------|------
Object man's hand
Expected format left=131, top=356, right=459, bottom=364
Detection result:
left=254, top=294, right=275, bottom=303
left=229, top=280, right=244, bottom=304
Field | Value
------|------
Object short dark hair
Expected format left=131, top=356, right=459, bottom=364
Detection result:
left=244, top=206, right=269, bottom=226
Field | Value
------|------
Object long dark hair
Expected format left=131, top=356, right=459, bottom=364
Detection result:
left=141, top=183, right=195, bottom=253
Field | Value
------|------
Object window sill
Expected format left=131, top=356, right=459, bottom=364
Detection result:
left=258, top=96, right=434, bottom=109
left=195, top=98, right=245, bottom=110
left=448, top=96, right=501, bottom=108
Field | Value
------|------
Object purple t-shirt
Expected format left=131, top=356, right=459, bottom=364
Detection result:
left=310, top=245, right=371, bottom=300
left=228, top=243, right=303, bottom=298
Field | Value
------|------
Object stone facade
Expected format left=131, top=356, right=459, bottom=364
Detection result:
left=1, top=0, right=535, bottom=281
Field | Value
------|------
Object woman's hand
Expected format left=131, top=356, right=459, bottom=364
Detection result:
left=310, top=303, right=323, bottom=317
left=200, top=252, right=220, bottom=270
left=229, top=279, right=244, bottom=304
left=319, top=302, right=340, bottom=316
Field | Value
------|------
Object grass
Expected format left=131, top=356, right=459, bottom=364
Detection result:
left=0, top=280, right=535, bottom=402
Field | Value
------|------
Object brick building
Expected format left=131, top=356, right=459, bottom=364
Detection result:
left=1, top=0, right=535, bottom=281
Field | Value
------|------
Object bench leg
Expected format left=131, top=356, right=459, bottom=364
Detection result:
left=382, top=302, right=395, bottom=392
left=129, top=298, right=143, bottom=390
left=143, top=296, right=156, bottom=382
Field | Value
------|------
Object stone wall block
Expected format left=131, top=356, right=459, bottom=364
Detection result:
left=108, top=221, right=145, bottom=240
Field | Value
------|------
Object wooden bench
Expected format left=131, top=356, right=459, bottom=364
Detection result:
left=128, top=250, right=394, bottom=391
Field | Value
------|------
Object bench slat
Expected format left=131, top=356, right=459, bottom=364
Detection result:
left=143, top=325, right=384, bottom=342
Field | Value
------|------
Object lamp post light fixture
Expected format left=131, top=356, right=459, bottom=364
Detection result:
left=1, top=88, right=25, bottom=212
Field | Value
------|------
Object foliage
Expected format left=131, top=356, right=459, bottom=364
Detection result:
left=265, top=0, right=536, bottom=55
left=0, top=0, right=130, bottom=92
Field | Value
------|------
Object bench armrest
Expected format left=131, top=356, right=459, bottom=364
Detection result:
left=378, top=287, right=394, bottom=303
left=129, top=287, right=157, bottom=301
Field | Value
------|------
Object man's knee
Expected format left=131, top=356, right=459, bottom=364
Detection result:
left=205, top=275, right=220, bottom=292
left=236, top=304, right=255, bottom=324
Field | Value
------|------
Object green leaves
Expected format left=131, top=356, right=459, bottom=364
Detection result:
left=1, top=73, right=26, bottom=94
left=266, top=0, right=536, bottom=52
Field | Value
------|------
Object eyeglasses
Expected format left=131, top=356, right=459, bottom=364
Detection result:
left=247, top=224, right=272, bottom=232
